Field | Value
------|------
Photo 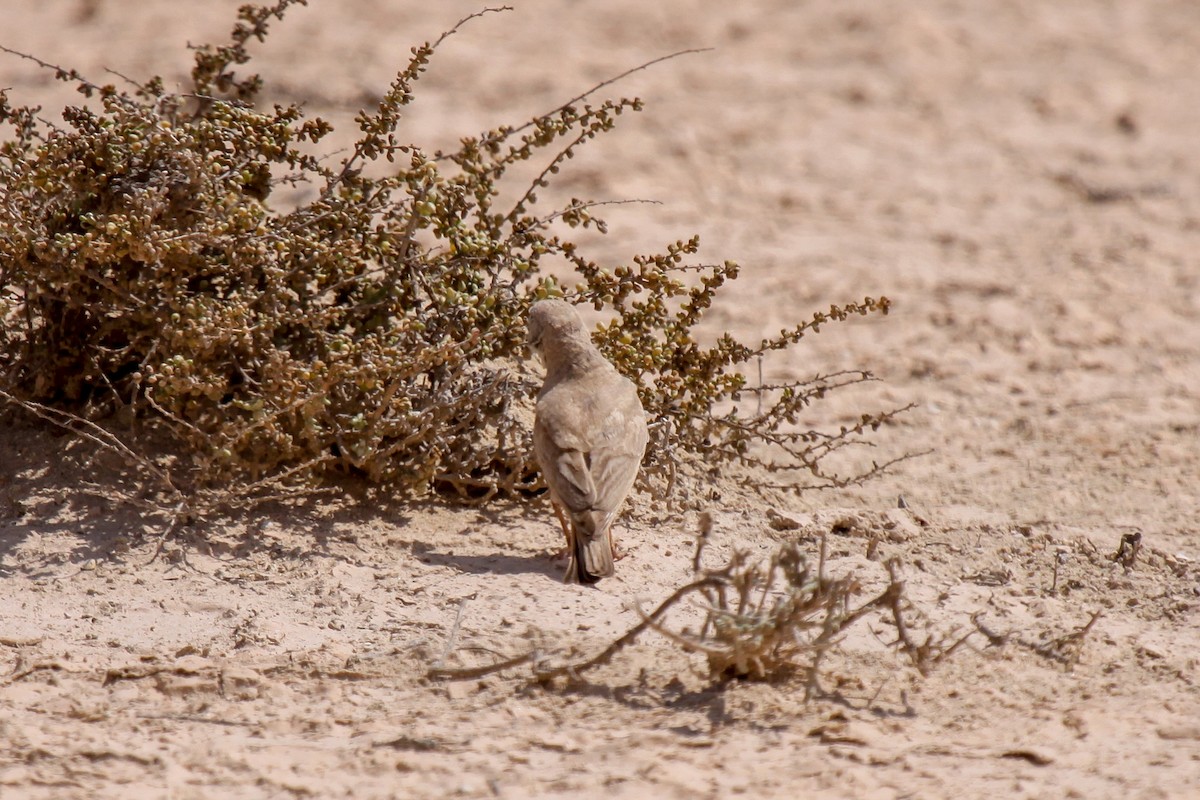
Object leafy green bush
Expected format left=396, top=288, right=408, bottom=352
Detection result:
left=0, top=2, right=903, bottom=510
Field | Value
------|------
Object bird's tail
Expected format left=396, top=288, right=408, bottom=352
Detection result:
left=566, top=511, right=614, bottom=585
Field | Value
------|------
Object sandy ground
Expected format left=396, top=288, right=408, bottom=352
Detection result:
left=3, top=1, right=1200, bottom=797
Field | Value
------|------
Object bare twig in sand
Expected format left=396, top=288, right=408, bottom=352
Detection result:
left=427, top=650, right=539, bottom=681
left=4, top=660, right=67, bottom=684
left=1032, top=610, right=1103, bottom=667
left=136, top=713, right=255, bottom=728
left=425, top=578, right=724, bottom=682
left=532, top=577, right=726, bottom=682
left=0, top=636, right=44, bottom=648
left=433, top=595, right=475, bottom=671
left=428, top=515, right=965, bottom=692
left=971, top=610, right=1103, bottom=669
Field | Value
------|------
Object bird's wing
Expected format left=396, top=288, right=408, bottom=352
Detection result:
left=534, top=374, right=648, bottom=522
left=534, top=415, right=597, bottom=513
left=587, top=400, right=648, bottom=517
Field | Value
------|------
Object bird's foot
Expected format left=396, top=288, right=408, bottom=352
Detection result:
left=612, top=538, right=629, bottom=562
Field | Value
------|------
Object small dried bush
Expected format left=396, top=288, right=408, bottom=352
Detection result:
left=0, top=2, right=903, bottom=511
left=430, top=514, right=966, bottom=692
left=664, top=518, right=963, bottom=690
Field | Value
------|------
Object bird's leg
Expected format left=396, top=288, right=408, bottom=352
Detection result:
left=549, top=500, right=572, bottom=563
left=611, top=527, right=628, bottom=562
left=552, top=501, right=571, bottom=548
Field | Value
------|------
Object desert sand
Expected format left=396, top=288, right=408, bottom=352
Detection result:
left=2, top=1, right=1199, bottom=798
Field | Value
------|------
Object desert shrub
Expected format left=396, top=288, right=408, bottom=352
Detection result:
left=0, top=2, right=903, bottom=511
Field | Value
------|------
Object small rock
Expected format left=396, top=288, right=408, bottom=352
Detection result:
left=221, top=666, right=262, bottom=700
left=1157, top=724, right=1200, bottom=741
left=882, top=509, right=921, bottom=542
left=767, top=508, right=803, bottom=531
left=999, top=746, right=1055, bottom=766
left=173, top=654, right=212, bottom=673
left=831, top=514, right=862, bottom=536
left=444, top=682, right=471, bottom=701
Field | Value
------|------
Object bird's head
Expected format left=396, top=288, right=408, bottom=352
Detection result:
left=526, top=298, right=587, bottom=365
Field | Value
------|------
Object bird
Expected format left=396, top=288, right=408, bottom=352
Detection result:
left=527, top=299, right=649, bottom=585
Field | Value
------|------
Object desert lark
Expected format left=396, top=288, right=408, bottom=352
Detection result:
left=527, top=299, right=648, bottom=584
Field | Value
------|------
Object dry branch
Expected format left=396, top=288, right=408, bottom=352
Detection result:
left=428, top=517, right=962, bottom=692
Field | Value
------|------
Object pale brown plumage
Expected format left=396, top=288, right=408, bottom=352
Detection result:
left=528, top=299, right=648, bottom=585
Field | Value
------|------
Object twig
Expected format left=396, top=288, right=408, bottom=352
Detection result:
left=136, top=713, right=254, bottom=728
left=756, top=355, right=763, bottom=417
left=145, top=507, right=186, bottom=566
left=971, top=610, right=1103, bottom=668
left=0, top=44, right=103, bottom=94
left=426, top=577, right=724, bottom=682
left=0, top=389, right=179, bottom=495
left=427, top=650, right=536, bottom=681
left=692, top=511, right=713, bottom=574
left=4, top=661, right=66, bottom=684
left=528, top=198, right=662, bottom=230
left=533, top=577, right=725, bottom=681
left=505, top=48, right=713, bottom=139
left=1035, top=610, right=1103, bottom=667
left=818, top=529, right=828, bottom=583
left=971, top=613, right=1008, bottom=647
left=323, top=6, right=512, bottom=195
left=434, top=595, right=473, bottom=670
left=0, top=636, right=43, bottom=648
left=430, top=6, right=513, bottom=50
left=1049, top=550, right=1066, bottom=593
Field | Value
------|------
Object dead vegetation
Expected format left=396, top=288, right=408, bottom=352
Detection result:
left=428, top=513, right=972, bottom=693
